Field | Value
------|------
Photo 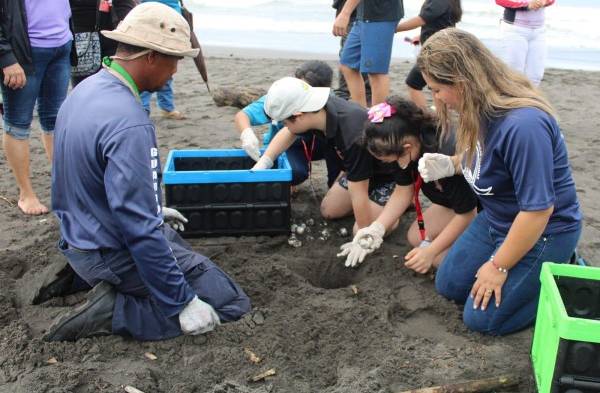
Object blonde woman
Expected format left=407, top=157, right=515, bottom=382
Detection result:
left=416, top=28, right=582, bottom=335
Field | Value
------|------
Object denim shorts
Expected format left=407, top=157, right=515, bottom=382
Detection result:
left=1, top=41, right=72, bottom=139
left=338, top=174, right=396, bottom=206
left=340, top=20, right=397, bottom=74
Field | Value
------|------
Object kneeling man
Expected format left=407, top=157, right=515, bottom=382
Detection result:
left=45, top=2, right=251, bottom=341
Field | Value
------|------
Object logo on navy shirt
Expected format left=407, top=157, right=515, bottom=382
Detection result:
left=462, top=142, right=494, bottom=196
left=151, top=147, right=161, bottom=214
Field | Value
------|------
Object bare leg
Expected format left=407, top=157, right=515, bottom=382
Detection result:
left=321, top=182, right=354, bottom=219
left=406, top=204, right=455, bottom=249
left=407, top=86, right=427, bottom=110
left=41, top=132, right=54, bottom=162
left=368, top=73, right=390, bottom=106
left=340, top=65, right=367, bottom=107
left=2, top=133, right=48, bottom=215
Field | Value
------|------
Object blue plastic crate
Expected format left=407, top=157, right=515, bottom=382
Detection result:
left=163, top=149, right=292, bottom=237
left=163, top=149, right=291, bottom=185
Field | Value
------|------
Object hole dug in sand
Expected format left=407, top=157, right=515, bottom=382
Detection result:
left=289, top=257, right=366, bottom=289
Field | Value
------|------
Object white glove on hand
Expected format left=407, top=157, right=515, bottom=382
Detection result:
left=179, top=296, right=221, bottom=335
left=240, top=127, right=261, bottom=162
left=418, top=153, right=456, bottom=183
left=162, top=206, right=188, bottom=231
left=337, top=221, right=386, bottom=267
left=251, top=155, right=274, bottom=170
left=337, top=242, right=370, bottom=268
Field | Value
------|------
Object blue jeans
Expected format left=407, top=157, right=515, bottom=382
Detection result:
left=140, top=78, right=174, bottom=113
left=1, top=41, right=72, bottom=139
left=59, top=225, right=251, bottom=341
left=435, top=212, right=581, bottom=335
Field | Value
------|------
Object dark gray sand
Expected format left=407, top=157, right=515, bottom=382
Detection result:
left=0, top=51, right=598, bottom=392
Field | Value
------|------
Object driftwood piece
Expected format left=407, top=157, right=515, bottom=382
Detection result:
left=397, top=375, right=520, bottom=393
left=211, top=87, right=267, bottom=108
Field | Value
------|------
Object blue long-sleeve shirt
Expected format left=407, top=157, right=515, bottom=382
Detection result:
left=52, top=69, right=195, bottom=317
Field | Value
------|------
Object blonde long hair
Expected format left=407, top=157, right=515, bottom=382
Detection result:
left=416, top=28, right=556, bottom=163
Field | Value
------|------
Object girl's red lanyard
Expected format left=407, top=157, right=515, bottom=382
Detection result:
left=301, top=134, right=316, bottom=177
left=412, top=171, right=426, bottom=241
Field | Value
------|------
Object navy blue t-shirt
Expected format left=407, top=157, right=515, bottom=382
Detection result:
left=461, top=107, right=581, bottom=235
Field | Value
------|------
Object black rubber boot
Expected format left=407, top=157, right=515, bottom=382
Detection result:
left=32, top=262, right=77, bottom=305
left=44, top=281, right=116, bottom=342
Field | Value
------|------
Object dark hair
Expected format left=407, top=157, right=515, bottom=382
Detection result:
left=450, top=0, right=462, bottom=24
left=295, top=60, right=334, bottom=88
left=360, top=96, right=438, bottom=158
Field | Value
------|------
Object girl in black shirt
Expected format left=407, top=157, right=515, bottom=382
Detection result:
left=339, top=96, right=476, bottom=273
left=395, top=0, right=462, bottom=109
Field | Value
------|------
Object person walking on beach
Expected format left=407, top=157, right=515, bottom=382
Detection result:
left=44, top=2, right=250, bottom=342
left=496, top=0, right=554, bottom=86
left=417, top=28, right=581, bottom=335
left=138, top=0, right=187, bottom=119
left=337, top=96, right=477, bottom=270
left=0, top=0, right=73, bottom=215
left=236, top=60, right=341, bottom=188
left=332, top=0, right=371, bottom=102
left=333, top=0, right=404, bottom=108
left=395, top=0, right=462, bottom=109
left=253, top=77, right=398, bottom=235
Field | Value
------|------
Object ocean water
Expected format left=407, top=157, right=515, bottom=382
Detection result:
left=187, top=0, right=600, bottom=71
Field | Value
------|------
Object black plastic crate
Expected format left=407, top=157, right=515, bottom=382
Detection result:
left=163, top=149, right=292, bottom=237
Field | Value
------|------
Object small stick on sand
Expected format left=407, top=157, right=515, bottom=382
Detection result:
left=0, top=195, right=15, bottom=207
left=396, top=374, right=520, bottom=393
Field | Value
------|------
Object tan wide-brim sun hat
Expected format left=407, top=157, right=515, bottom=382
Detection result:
left=102, top=2, right=199, bottom=58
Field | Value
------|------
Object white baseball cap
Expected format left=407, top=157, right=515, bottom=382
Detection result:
left=264, top=77, right=330, bottom=121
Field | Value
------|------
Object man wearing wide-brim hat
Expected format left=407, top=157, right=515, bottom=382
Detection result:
left=44, top=2, right=251, bottom=342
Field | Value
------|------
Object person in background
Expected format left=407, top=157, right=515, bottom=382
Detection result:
left=235, top=61, right=341, bottom=188
left=44, top=3, right=250, bottom=342
left=331, top=0, right=371, bottom=102
left=417, top=28, right=581, bottom=335
left=70, top=0, right=138, bottom=86
left=338, top=96, right=477, bottom=270
left=496, top=0, right=554, bottom=86
left=139, top=0, right=186, bottom=119
left=0, top=0, right=73, bottom=215
left=333, top=0, right=404, bottom=108
left=254, top=77, right=398, bottom=235
left=395, top=0, right=462, bottom=109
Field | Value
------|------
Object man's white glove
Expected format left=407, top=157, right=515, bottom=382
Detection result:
left=240, top=127, right=261, bottom=162
left=179, top=296, right=221, bottom=335
left=337, top=221, right=385, bottom=267
left=417, top=153, right=456, bottom=183
left=162, top=207, right=188, bottom=231
left=251, top=155, right=274, bottom=170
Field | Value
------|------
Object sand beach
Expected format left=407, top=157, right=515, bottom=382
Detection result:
left=0, top=47, right=598, bottom=392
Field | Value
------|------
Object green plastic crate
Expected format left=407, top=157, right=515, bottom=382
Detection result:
left=531, top=262, right=600, bottom=393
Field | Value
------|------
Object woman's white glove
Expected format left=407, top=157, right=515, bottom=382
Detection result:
left=240, top=127, right=261, bottom=162
left=337, top=221, right=385, bottom=267
left=162, top=207, right=188, bottom=231
left=417, top=153, right=455, bottom=183
left=251, top=155, right=274, bottom=170
left=179, top=296, right=221, bottom=335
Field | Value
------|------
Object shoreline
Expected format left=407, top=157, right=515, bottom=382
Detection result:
left=203, top=44, right=600, bottom=73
